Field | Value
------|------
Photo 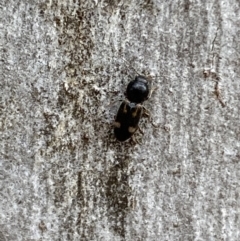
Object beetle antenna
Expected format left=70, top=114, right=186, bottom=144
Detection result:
left=120, top=56, right=141, bottom=76
left=119, top=56, right=165, bottom=79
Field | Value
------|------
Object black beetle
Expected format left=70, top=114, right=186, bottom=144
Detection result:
left=113, top=75, right=152, bottom=142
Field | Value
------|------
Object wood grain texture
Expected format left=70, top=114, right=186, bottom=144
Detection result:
left=0, top=0, right=239, bottom=240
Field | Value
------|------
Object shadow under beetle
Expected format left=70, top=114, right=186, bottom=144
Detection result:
left=113, top=75, right=153, bottom=142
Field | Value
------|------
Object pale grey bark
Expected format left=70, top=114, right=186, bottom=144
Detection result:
left=0, top=0, right=240, bottom=240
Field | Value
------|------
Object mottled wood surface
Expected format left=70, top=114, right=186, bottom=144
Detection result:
left=0, top=0, right=240, bottom=240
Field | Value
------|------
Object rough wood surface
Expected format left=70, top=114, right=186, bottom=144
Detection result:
left=0, top=0, right=239, bottom=240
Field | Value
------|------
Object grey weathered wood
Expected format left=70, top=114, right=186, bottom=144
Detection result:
left=0, top=0, right=239, bottom=240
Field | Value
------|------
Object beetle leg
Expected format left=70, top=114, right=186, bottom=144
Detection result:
left=147, top=86, right=158, bottom=100
left=138, top=127, right=144, bottom=135
left=150, top=86, right=158, bottom=98
left=150, top=120, right=160, bottom=128
left=142, top=106, right=159, bottom=128
left=130, top=136, right=137, bottom=145
left=130, top=136, right=141, bottom=145
left=142, top=106, right=150, bottom=117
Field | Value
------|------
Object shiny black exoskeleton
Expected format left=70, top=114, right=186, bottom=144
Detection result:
left=125, top=75, right=150, bottom=103
left=114, top=75, right=151, bottom=142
